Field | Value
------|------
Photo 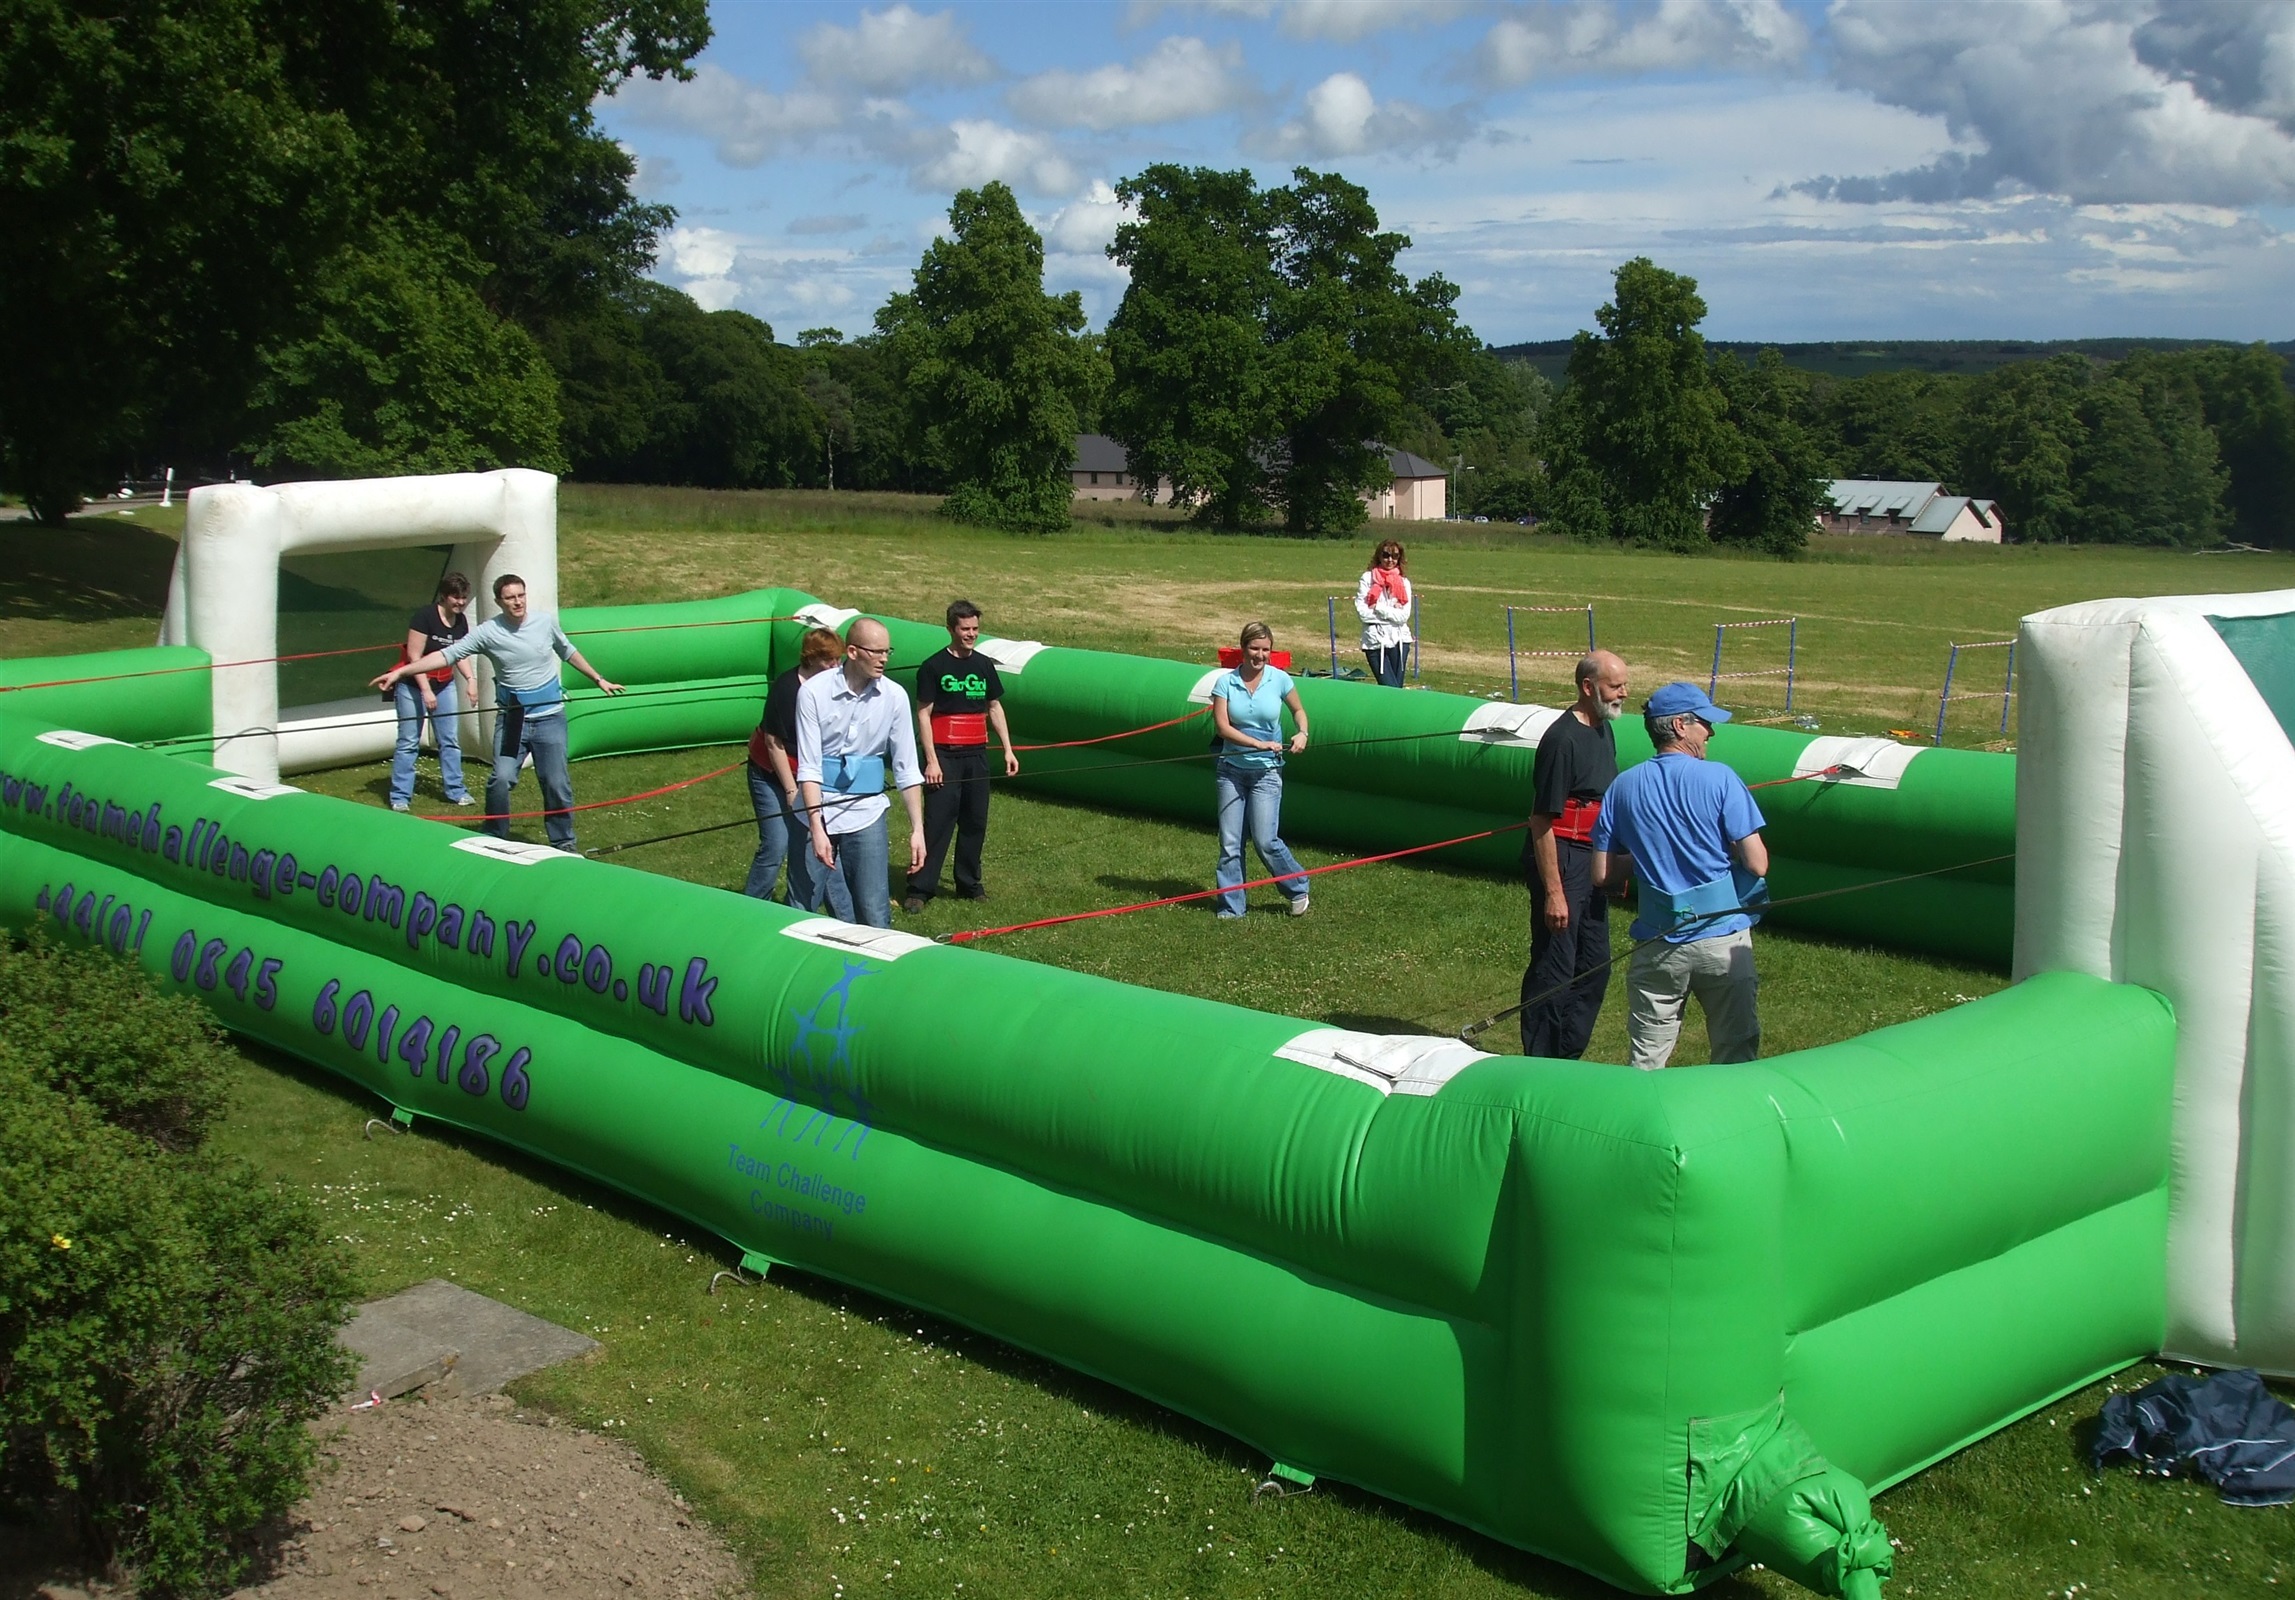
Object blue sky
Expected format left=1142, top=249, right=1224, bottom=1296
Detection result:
left=597, top=0, right=2295, bottom=346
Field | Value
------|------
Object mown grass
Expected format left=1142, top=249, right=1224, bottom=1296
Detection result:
left=553, top=484, right=2295, bottom=748
left=9, top=488, right=2295, bottom=1597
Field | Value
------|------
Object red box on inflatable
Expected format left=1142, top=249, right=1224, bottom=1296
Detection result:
left=1217, top=647, right=1293, bottom=668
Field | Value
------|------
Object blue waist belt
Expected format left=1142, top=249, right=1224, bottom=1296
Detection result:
left=495, top=679, right=565, bottom=711
left=1633, top=865, right=1768, bottom=941
left=822, top=752, right=886, bottom=795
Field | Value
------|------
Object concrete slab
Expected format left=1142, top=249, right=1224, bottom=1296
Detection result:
left=338, top=1306, right=459, bottom=1401
left=341, top=1279, right=597, bottom=1398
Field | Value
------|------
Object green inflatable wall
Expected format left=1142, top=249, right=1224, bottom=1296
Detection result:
left=545, top=587, right=2018, bottom=965
left=0, top=690, right=2168, bottom=1598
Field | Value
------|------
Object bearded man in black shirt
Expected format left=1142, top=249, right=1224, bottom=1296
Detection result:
left=1521, top=650, right=1630, bottom=1057
left=903, top=599, right=1020, bottom=913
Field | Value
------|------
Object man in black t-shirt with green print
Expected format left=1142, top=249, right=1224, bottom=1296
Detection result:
left=903, top=599, right=1020, bottom=913
left=1521, top=650, right=1629, bottom=1058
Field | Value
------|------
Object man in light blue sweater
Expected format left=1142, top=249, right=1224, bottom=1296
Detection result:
left=374, top=575, right=622, bottom=850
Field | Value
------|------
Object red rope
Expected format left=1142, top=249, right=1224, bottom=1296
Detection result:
left=568, top=614, right=802, bottom=638
left=1011, top=705, right=1208, bottom=751
left=944, top=820, right=1530, bottom=943
left=0, top=614, right=808, bottom=695
left=455, top=760, right=746, bottom=823
left=1, top=642, right=400, bottom=693
left=1746, top=763, right=1851, bottom=790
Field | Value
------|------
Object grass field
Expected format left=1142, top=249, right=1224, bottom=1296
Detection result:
left=6, top=489, right=2294, bottom=1599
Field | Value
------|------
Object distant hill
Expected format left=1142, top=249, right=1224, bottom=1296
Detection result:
left=1488, top=337, right=2295, bottom=387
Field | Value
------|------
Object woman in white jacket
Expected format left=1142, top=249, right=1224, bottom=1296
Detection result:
left=1354, top=538, right=1414, bottom=686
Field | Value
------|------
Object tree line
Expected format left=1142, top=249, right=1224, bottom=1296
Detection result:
left=6, top=3, right=2286, bottom=548
left=1512, top=258, right=2295, bottom=553
left=0, top=0, right=1526, bottom=538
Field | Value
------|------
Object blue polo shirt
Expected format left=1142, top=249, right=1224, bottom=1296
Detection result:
left=1592, top=751, right=1767, bottom=942
left=1214, top=666, right=1295, bottom=771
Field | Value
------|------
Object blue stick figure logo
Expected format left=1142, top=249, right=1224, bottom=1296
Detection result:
left=767, top=959, right=877, bottom=1158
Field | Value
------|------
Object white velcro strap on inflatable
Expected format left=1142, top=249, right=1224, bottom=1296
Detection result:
left=34, top=730, right=126, bottom=751
left=1460, top=702, right=1563, bottom=746
left=1791, top=736, right=1924, bottom=790
left=1187, top=669, right=1225, bottom=705
left=796, top=603, right=862, bottom=633
left=208, top=775, right=302, bottom=800
left=1275, top=1029, right=1491, bottom=1097
left=450, top=836, right=573, bottom=866
left=780, top=920, right=937, bottom=962
left=977, top=638, right=1049, bottom=673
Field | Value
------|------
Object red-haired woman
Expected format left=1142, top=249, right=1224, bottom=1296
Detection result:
left=1354, top=539, right=1414, bottom=686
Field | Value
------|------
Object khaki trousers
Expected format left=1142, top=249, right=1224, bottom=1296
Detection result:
left=1624, top=929, right=1760, bottom=1070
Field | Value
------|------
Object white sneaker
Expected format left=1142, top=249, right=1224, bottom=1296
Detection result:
left=388, top=800, right=411, bottom=813
left=1289, top=897, right=1311, bottom=917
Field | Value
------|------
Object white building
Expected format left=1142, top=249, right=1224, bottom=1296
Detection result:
left=1821, top=479, right=2005, bottom=542
left=1070, top=436, right=1449, bottom=521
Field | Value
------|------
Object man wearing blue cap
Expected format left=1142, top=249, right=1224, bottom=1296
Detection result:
left=1591, top=682, right=1770, bottom=1068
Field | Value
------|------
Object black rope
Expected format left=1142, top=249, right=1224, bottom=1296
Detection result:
left=1457, top=851, right=2017, bottom=1043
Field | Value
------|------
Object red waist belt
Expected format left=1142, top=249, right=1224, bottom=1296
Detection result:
left=932, top=712, right=988, bottom=746
left=1552, top=797, right=1602, bottom=844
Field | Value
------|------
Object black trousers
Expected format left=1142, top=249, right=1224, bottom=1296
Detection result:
left=1520, top=837, right=1610, bottom=1059
left=908, top=745, right=989, bottom=900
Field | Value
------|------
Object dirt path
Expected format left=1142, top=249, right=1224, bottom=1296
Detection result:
left=239, top=1393, right=747, bottom=1600
left=3, top=1394, right=748, bottom=1600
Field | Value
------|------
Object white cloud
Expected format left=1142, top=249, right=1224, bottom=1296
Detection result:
left=918, top=120, right=1082, bottom=195
left=616, top=63, right=847, bottom=166
left=660, top=224, right=740, bottom=280
left=1128, top=0, right=1478, bottom=37
left=788, top=213, right=869, bottom=236
left=1380, top=76, right=2291, bottom=342
left=1044, top=180, right=1131, bottom=254
left=1808, top=0, right=2295, bottom=207
left=1255, top=71, right=1475, bottom=158
left=1126, top=0, right=1276, bottom=23
left=1476, top=0, right=1805, bottom=85
left=625, top=145, right=681, bottom=198
left=1009, top=36, right=1256, bottom=130
left=798, top=5, right=996, bottom=94
left=1278, top=0, right=1483, bottom=41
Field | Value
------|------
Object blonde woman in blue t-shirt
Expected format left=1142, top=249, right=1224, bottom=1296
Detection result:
left=1210, top=621, right=1312, bottom=919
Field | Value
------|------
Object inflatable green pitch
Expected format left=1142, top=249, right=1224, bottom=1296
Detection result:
left=0, top=584, right=2175, bottom=1600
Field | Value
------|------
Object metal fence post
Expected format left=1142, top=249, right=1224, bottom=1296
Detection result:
left=1784, top=617, right=1798, bottom=712
left=1327, top=596, right=1338, bottom=678
left=2000, top=640, right=2016, bottom=736
left=1411, top=594, right=1422, bottom=681
left=1934, top=644, right=1960, bottom=747
left=1586, top=604, right=1598, bottom=653
left=1507, top=607, right=1519, bottom=703
left=1708, top=624, right=1726, bottom=699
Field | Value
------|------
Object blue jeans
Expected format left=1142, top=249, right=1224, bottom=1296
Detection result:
left=390, top=678, right=470, bottom=805
left=816, top=813, right=892, bottom=927
left=744, top=764, right=817, bottom=907
left=488, top=708, right=576, bottom=850
left=1363, top=644, right=1408, bottom=687
left=1215, top=760, right=1307, bottom=916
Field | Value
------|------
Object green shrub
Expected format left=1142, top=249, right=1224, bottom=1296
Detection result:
left=0, top=933, right=232, bottom=1150
left=0, top=944, right=355, bottom=1596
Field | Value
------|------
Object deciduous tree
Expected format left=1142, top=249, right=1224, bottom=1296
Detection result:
left=1104, top=166, right=1279, bottom=527
left=882, top=182, right=1099, bottom=532
left=1540, top=258, right=1741, bottom=550
left=1709, top=349, right=1829, bottom=557
left=1266, top=170, right=1475, bottom=537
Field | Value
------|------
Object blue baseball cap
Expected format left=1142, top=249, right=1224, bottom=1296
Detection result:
left=1643, top=681, right=1732, bottom=724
